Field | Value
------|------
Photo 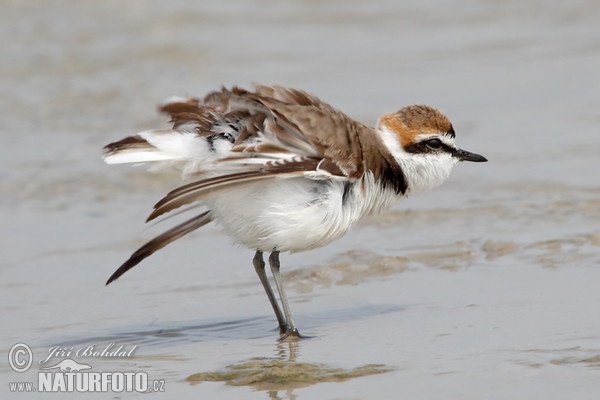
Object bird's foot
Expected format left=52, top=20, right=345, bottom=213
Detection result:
left=278, top=326, right=310, bottom=341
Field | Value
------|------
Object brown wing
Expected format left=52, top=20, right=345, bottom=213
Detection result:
left=158, top=85, right=372, bottom=176
left=250, top=84, right=370, bottom=178
left=141, top=85, right=376, bottom=221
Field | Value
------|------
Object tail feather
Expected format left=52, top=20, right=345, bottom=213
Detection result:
left=103, top=133, right=174, bottom=164
left=102, top=94, right=249, bottom=175
left=102, top=128, right=236, bottom=176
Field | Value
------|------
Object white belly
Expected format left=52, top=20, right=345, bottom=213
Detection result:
left=204, top=174, right=398, bottom=252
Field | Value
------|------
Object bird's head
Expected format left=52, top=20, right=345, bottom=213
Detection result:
left=376, top=105, right=487, bottom=193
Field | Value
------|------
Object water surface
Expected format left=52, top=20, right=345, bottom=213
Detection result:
left=2, top=1, right=599, bottom=399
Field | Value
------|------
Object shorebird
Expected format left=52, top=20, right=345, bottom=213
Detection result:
left=103, top=84, right=487, bottom=338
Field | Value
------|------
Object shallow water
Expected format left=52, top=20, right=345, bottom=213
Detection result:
left=2, top=1, right=600, bottom=399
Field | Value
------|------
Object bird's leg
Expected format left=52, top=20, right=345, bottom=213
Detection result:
left=253, top=250, right=287, bottom=334
left=268, top=251, right=300, bottom=338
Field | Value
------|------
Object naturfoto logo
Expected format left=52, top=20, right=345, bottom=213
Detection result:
left=8, top=343, right=165, bottom=394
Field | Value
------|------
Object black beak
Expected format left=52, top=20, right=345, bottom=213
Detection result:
left=454, top=148, right=488, bottom=162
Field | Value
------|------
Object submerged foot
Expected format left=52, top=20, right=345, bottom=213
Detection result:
left=278, top=327, right=310, bottom=341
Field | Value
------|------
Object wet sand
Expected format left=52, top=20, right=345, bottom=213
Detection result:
left=2, top=1, right=600, bottom=399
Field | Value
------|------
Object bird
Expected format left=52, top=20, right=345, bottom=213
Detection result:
left=103, top=84, right=487, bottom=339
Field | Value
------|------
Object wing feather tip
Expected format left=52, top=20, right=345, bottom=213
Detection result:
left=106, top=256, right=140, bottom=285
left=106, top=268, right=125, bottom=285
left=106, top=210, right=213, bottom=285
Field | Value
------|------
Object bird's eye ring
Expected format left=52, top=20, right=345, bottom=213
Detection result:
left=425, top=138, right=442, bottom=150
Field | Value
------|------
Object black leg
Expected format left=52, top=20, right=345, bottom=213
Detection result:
left=268, top=251, right=300, bottom=338
left=253, top=250, right=287, bottom=333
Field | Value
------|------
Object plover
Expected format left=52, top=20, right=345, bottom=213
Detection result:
left=103, top=84, right=487, bottom=338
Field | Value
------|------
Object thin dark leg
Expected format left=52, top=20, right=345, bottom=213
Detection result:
left=253, top=250, right=287, bottom=333
left=268, top=251, right=300, bottom=338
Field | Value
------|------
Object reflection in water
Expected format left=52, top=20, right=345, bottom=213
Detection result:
left=274, top=339, right=301, bottom=363
left=268, top=388, right=298, bottom=400
left=187, top=338, right=393, bottom=394
left=268, top=340, right=300, bottom=400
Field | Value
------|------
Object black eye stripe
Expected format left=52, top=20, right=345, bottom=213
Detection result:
left=403, top=139, right=455, bottom=155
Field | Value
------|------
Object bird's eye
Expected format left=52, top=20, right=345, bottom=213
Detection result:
left=425, top=138, right=442, bottom=150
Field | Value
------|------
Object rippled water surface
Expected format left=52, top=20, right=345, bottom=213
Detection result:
left=2, top=1, right=599, bottom=399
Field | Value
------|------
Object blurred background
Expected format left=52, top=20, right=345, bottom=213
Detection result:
left=2, top=1, right=599, bottom=399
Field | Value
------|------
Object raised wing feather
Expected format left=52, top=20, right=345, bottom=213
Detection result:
left=135, top=85, right=375, bottom=220
left=146, top=158, right=320, bottom=221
